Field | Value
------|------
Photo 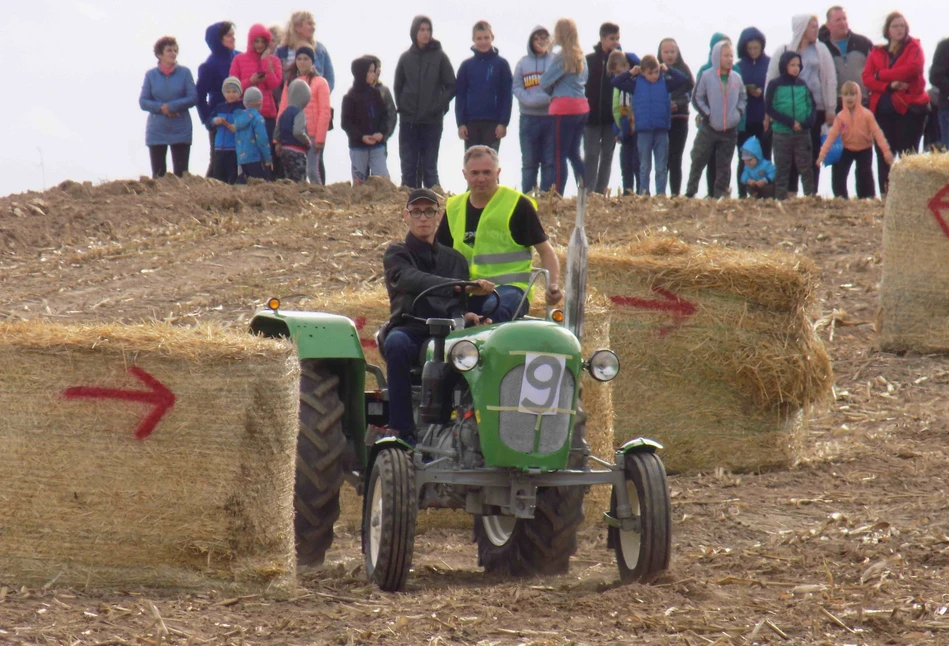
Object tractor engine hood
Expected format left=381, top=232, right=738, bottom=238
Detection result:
left=441, top=320, right=583, bottom=470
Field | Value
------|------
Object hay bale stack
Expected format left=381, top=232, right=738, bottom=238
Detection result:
left=880, top=154, right=949, bottom=352
left=582, top=237, right=832, bottom=474
left=0, top=322, right=298, bottom=592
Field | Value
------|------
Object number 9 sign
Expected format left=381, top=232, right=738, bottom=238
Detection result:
left=518, top=353, right=567, bottom=416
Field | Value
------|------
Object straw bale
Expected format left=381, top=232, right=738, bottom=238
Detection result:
left=577, top=238, right=831, bottom=474
left=0, top=321, right=298, bottom=592
left=879, top=154, right=949, bottom=352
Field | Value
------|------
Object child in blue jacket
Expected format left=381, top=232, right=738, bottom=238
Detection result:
left=206, top=76, right=244, bottom=184
left=739, top=135, right=775, bottom=198
left=234, top=87, right=273, bottom=181
left=455, top=20, right=513, bottom=151
left=612, top=54, right=688, bottom=195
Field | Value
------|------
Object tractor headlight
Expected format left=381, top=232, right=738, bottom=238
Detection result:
left=449, top=340, right=480, bottom=372
left=586, top=350, right=620, bottom=382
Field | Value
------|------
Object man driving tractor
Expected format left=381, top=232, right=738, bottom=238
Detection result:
left=381, top=188, right=494, bottom=443
left=438, top=145, right=563, bottom=322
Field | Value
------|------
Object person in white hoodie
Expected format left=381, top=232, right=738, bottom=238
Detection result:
left=513, top=26, right=555, bottom=192
left=766, top=15, right=837, bottom=193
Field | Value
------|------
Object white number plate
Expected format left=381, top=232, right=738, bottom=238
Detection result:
left=518, top=353, right=566, bottom=416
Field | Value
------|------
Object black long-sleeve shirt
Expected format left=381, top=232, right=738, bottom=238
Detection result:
left=383, top=232, right=470, bottom=333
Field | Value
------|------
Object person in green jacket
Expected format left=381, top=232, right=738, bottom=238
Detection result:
left=765, top=51, right=817, bottom=199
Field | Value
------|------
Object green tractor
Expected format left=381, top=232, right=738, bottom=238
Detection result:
left=250, top=190, right=672, bottom=591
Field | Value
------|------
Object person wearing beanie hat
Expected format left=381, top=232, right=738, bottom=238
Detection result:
left=204, top=75, right=244, bottom=183
left=342, top=56, right=389, bottom=183
left=276, top=44, right=331, bottom=183
left=275, top=78, right=313, bottom=182
left=234, top=86, right=273, bottom=181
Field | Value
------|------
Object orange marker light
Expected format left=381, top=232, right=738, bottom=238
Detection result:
left=551, top=309, right=565, bottom=323
left=267, top=298, right=281, bottom=311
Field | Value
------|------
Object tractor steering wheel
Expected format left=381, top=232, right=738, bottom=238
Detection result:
left=410, top=280, right=501, bottom=321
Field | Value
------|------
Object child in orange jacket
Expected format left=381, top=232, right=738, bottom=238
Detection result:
left=818, top=81, right=893, bottom=199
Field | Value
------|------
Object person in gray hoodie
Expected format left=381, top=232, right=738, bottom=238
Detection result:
left=275, top=78, right=312, bottom=182
left=686, top=40, right=747, bottom=198
left=513, top=25, right=555, bottom=193
left=394, top=15, right=457, bottom=188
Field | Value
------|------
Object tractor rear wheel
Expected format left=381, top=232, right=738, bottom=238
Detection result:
left=363, top=448, right=417, bottom=591
left=294, top=360, right=346, bottom=566
left=474, top=418, right=586, bottom=576
left=610, top=451, right=672, bottom=583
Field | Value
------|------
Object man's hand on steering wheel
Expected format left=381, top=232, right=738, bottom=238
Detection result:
left=464, top=312, right=492, bottom=327
left=546, top=282, right=563, bottom=305
left=466, top=279, right=495, bottom=297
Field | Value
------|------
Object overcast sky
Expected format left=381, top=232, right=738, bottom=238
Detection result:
left=1, top=1, right=945, bottom=199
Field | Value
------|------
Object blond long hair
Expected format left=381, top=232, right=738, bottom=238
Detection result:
left=553, top=18, right=584, bottom=75
left=283, top=11, right=317, bottom=50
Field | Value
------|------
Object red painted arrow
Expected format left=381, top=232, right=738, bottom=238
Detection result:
left=928, top=184, right=949, bottom=240
left=611, top=286, right=697, bottom=337
left=353, top=316, right=378, bottom=349
left=62, top=367, right=176, bottom=440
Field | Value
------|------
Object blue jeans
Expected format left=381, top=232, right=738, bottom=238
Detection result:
left=638, top=129, right=669, bottom=195
left=519, top=114, right=555, bottom=193
left=619, top=136, right=639, bottom=194
left=941, top=108, right=949, bottom=149
left=350, top=145, right=389, bottom=182
left=399, top=122, right=442, bottom=188
left=468, top=285, right=528, bottom=323
left=553, top=113, right=587, bottom=195
left=384, top=326, right=428, bottom=436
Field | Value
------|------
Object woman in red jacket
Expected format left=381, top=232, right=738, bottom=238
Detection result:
left=230, top=24, right=283, bottom=167
left=862, top=12, right=930, bottom=194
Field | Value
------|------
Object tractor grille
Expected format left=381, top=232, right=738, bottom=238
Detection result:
left=497, top=366, right=575, bottom=455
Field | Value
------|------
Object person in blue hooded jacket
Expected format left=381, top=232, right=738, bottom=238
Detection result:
left=739, top=135, right=775, bottom=198
left=737, top=27, right=771, bottom=198
left=196, top=22, right=239, bottom=176
left=455, top=21, right=513, bottom=151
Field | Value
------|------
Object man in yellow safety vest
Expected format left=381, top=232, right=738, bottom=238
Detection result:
left=436, top=145, right=562, bottom=321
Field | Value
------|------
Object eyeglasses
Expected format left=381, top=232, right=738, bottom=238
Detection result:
left=533, top=34, right=549, bottom=40
left=408, top=208, right=438, bottom=219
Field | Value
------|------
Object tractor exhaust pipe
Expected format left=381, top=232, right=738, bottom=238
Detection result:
left=562, top=188, right=588, bottom=341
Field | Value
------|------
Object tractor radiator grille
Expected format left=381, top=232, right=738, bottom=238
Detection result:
left=497, top=366, right=575, bottom=455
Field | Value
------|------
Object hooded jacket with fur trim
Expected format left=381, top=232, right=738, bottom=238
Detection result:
left=229, top=24, right=283, bottom=118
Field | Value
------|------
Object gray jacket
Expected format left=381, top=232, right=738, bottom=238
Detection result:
left=513, top=26, right=553, bottom=117
left=694, top=41, right=747, bottom=131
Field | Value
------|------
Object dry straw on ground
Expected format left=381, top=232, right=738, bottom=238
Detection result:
left=580, top=237, right=832, bottom=474
left=0, top=321, right=299, bottom=592
left=879, top=154, right=949, bottom=352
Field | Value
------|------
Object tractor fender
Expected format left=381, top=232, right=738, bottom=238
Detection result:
left=618, top=437, right=664, bottom=455
left=366, top=436, right=415, bottom=478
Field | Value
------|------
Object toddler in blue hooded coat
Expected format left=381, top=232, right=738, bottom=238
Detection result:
left=739, top=135, right=775, bottom=198
left=234, top=87, right=273, bottom=181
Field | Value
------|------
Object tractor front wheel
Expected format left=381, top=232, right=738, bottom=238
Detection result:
left=363, top=448, right=417, bottom=591
left=610, top=451, right=672, bottom=583
left=475, top=485, right=584, bottom=576
left=294, top=360, right=346, bottom=566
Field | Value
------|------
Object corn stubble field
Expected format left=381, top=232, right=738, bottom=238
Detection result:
left=1, top=175, right=948, bottom=645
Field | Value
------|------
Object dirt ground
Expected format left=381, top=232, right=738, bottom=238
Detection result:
left=2, top=175, right=949, bottom=645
